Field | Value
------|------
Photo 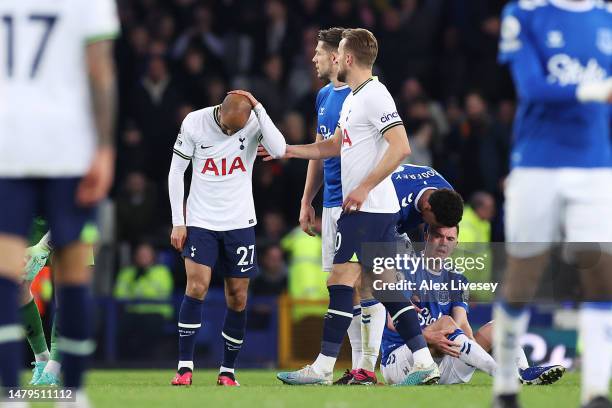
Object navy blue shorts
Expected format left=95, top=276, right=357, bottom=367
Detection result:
left=0, top=178, right=96, bottom=248
left=182, top=226, right=258, bottom=278
left=333, top=211, right=399, bottom=268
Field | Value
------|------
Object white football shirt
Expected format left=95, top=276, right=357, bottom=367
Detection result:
left=170, top=104, right=287, bottom=231
left=338, top=78, right=403, bottom=213
left=0, top=0, right=119, bottom=177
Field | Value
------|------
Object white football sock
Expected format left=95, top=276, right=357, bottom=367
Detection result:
left=178, top=360, right=194, bottom=370
left=358, top=301, right=386, bottom=372
left=454, top=333, right=497, bottom=376
left=34, top=350, right=50, bottom=362
left=43, top=360, right=61, bottom=376
left=580, top=303, right=612, bottom=405
left=347, top=306, right=362, bottom=370
left=493, top=302, right=530, bottom=395
left=219, top=365, right=235, bottom=374
left=516, top=348, right=529, bottom=370
left=312, top=353, right=336, bottom=375
left=412, top=347, right=435, bottom=367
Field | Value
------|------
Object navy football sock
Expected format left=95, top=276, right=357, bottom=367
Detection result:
left=221, top=308, right=246, bottom=370
left=320, top=285, right=354, bottom=357
left=56, top=284, right=94, bottom=389
left=0, top=277, right=21, bottom=390
left=382, top=301, right=427, bottom=352
left=178, top=295, right=204, bottom=366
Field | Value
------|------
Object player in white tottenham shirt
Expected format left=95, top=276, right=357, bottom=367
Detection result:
left=273, top=28, right=440, bottom=386
left=0, top=0, right=118, bottom=403
left=168, top=90, right=286, bottom=387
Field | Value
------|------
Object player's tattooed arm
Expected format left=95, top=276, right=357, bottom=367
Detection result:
left=77, top=40, right=117, bottom=206
left=87, top=40, right=117, bottom=148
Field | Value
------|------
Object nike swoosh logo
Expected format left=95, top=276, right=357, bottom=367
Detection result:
left=240, top=266, right=254, bottom=272
left=201, top=145, right=213, bottom=149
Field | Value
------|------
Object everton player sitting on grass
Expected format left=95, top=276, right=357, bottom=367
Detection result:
left=168, top=90, right=287, bottom=386
left=264, top=28, right=441, bottom=386
left=381, top=225, right=565, bottom=386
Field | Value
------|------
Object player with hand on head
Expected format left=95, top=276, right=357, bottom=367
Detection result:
left=381, top=225, right=565, bottom=386
left=0, top=0, right=118, bottom=405
left=495, top=1, right=612, bottom=407
left=273, top=28, right=439, bottom=386
left=168, top=90, right=287, bottom=387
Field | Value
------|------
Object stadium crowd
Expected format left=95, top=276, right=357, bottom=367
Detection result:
left=110, top=0, right=514, bottom=291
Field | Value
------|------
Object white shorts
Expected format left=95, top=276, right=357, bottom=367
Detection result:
left=381, top=345, right=475, bottom=385
left=322, top=206, right=342, bottom=272
left=505, top=168, right=612, bottom=258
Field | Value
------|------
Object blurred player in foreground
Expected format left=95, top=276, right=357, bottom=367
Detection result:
left=495, top=1, right=612, bottom=407
left=20, top=221, right=97, bottom=387
left=273, top=28, right=440, bottom=386
left=381, top=225, right=565, bottom=386
left=168, top=91, right=286, bottom=386
left=0, top=0, right=118, bottom=406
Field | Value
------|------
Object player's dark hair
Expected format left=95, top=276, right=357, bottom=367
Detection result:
left=341, top=28, right=378, bottom=67
left=317, top=27, right=346, bottom=51
left=429, top=189, right=464, bottom=227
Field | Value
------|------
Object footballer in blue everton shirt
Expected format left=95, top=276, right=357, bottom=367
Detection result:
left=391, top=164, right=463, bottom=235
left=495, top=1, right=612, bottom=407
left=380, top=225, right=565, bottom=386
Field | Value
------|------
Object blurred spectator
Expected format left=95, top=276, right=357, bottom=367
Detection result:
left=281, top=112, right=309, bottom=223
left=458, top=191, right=495, bottom=243
left=261, top=210, right=288, bottom=244
left=117, top=122, right=148, bottom=178
left=114, top=242, right=174, bottom=359
left=129, top=56, right=184, bottom=181
left=403, top=96, right=434, bottom=167
left=455, top=91, right=501, bottom=197
left=253, top=162, right=285, bottom=219
left=251, top=54, right=288, bottom=122
left=288, top=26, right=319, bottom=105
left=329, top=0, right=360, bottom=30
left=178, top=48, right=214, bottom=108
left=458, top=191, right=495, bottom=302
left=251, top=245, right=288, bottom=296
left=281, top=217, right=327, bottom=320
left=115, top=172, right=159, bottom=245
left=171, top=5, right=225, bottom=68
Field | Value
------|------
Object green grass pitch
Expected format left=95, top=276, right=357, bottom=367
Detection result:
left=21, top=370, right=611, bottom=408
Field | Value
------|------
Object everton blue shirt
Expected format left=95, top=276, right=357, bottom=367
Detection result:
left=498, top=0, right=612, bottom=168
left=316, top=83, right=351, bottom=207
left=392, top=164, right=453, bottom=234
left=381, top=263, right=469, bottom=365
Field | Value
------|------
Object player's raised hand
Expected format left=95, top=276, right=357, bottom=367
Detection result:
left=228, top=90, right=259, bottom=108
left=299, top=202, right=316, bottom=236
left=424, top=327, right=460, bottom=358
left=171, top=226, right=187, bottom=252
left=76, top=146, right=115, bottom=207
left=342, top=185, right=370, bottom=213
